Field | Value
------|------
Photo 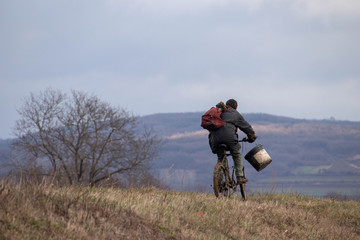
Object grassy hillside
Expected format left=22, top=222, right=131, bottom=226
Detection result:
left=1, top=181, right=359, bottom=240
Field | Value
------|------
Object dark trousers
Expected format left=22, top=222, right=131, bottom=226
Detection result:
left=216, top=148, right=244, bottom=177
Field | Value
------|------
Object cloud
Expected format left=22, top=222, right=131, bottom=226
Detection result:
left=1, top=0, right=360, bottom=138
left=105, top=0, right=266, bottom=15
left=292, top=0, right=360, bottom=22
left=104, top=0, right=360, bottom=21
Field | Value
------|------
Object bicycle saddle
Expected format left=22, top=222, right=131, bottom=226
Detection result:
left=217, top=144, right=229, bottom=150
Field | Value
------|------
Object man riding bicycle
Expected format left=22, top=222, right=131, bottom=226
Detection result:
left=208, top=99, right=256, bottom=184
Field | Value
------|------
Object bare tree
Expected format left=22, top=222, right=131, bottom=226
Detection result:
left=12, top=89, right=161, bottom=186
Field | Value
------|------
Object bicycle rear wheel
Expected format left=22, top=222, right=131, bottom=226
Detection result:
left=213, top=162, right=230, bottom=197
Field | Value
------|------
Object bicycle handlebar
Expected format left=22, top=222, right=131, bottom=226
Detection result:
left=239, top=136, right=258, bottom=142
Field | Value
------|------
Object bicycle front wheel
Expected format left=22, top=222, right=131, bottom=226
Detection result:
left=239, top=183, right=246, bottom=201
left=213, top=162, right=230, bottom=197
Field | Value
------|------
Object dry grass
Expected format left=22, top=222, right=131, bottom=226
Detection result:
left=1, top=180, right=359, bottom=240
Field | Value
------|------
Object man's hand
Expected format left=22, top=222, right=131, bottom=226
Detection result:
left=248, top=133, right=257, bottom=143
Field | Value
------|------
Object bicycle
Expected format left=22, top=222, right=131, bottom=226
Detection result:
left=213, top=138, right=250, bottom=200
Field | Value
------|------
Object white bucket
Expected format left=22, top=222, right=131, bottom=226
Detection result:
left=244, top=144, right=272, bottom=172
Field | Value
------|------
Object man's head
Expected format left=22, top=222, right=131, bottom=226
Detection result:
left=226, top=99, right=238, bottom=110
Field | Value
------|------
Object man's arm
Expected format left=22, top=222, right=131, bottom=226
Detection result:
left=235, top=112, right=256, bottom=140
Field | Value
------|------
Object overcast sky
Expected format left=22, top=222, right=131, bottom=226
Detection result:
left=1, top=0, right=360, bottom=138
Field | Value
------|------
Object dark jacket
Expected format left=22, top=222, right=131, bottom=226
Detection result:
left=209, top=104, right=255, bottom=153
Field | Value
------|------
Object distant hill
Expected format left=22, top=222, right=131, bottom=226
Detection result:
left=1, top=112, right=360, bottom=197
left=140, top=112, right=204, bottom=136
left=0, top=139, right=12, bottom=174
left=140, top=112, right=358, bottom=136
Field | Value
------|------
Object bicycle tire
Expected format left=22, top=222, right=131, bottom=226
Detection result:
left=213, top=162, right=230, bottom=197
left=239, top=183, right=246, bottom=201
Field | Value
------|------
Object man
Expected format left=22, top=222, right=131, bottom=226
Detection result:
left=209, top=99, right=256, bottom=184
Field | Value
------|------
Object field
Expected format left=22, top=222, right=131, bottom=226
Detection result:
left=248, top=175, right=360, bottom=198
left=1, top=180, right=360, bottom=240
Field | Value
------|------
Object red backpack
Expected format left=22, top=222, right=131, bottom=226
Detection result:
left=201, top=107, right=226, bottom=131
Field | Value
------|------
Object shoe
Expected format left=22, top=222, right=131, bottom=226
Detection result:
left=237, top=176, right=248, bottom=184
